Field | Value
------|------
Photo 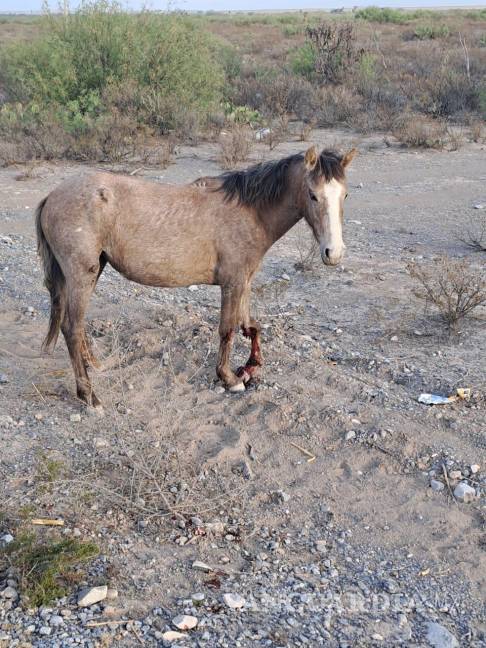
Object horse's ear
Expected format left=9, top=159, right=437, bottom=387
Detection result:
left=342, top=148, right=358, bottom=168
left=304, top=145, right=318, bottom=171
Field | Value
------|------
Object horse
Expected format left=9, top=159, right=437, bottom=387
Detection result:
left=35, top=145, right=357, bottom=409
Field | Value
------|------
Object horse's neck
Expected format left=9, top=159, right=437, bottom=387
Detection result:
left=259, top=169, right=305, bottom=247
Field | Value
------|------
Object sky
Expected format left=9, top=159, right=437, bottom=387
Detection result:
left=0, top=0, right=485, bottom=13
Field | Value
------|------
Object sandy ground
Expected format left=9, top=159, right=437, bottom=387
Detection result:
left=0, top=130, right=485, bottom=646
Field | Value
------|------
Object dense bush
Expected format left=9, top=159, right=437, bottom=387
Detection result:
left=0, top=1, right=224, bottom=160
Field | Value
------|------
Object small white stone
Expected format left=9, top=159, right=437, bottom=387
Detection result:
left=77, top=585, right=108, bottom=607
left=0, top=534, right=14, bottom=545
left=223, top=592, right=246, bottom=609
left=473, top=204, right=485, bottom=210
left=315, top=540, right=327, bottom=552
left=39, top=627, right=51, bottom=636
left=49, top=615, right=64, bottom=627
left=281, top=273, right=290, bottom=281
left=470, top=464, right=480, bottom=474
left=1, top=586, right=18, bottom=599
left=453, top=481, right=476, bottom=503
left=172, top=614, right=198, bottom=630
left=345, top=430, right=356, bottom=441
left=70, top=413, right=81, bottom=423
left=188, top=285, right=198, bottom=291
left=192, top=560, right=212, bottom=572
left=390, top=335, right=398, bottom=342
left=214, top=386, right=225, bottom=395
left=162, top=631, right=187, bottom=641
left=448, top=470, right=462, bottom=480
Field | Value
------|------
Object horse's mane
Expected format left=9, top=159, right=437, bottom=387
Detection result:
left=216, top=150, right=345, bottom=208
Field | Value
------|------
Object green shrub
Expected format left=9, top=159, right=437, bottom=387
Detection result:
left=354, top=7, right=431, bottom=24
left=291, top=42, right=317, bottom=81
left=413, top=25, right=449, bottom=40
left=0, top=0, right=225, bottom=159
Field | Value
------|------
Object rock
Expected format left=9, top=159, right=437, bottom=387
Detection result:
left=205, top=521, right=225, bottom=535
left=0, top=534, right=14, bottom=545
left=425, top=621, right=459, bottom=648
left=77, top=585, right=108, bottom=607
left=430, top=479, right=445, bottom=492
left=390, top=335, right=398, bottom=342
left=453, top=481, right=476, bottom=503
left=345, top=430, right=356, bottom=441
left=172, top=614, right=198, bottom=630
left=49, top=615, right=64, bottom=627
left=39, top=626, right=51, bottom=636
left=192, top=560, right=212, bottom=572
left=162, top=631, right=188, bottom=641
left=273, top=490, right=290, bottom=503
left=448, top=470, right=462, bottom=480
left=315, top=540, right=327, bottom=553
left=70, top=413, right=81, bottom=423
left=214, top=386, right=225, bottom=395
left=1, top=586, right=18, bottom=599
left=94, top=437, right=109, bottom=448
left=192, top=592, right=205, bottom=606
left=473, top=204, right=485, bottom=210
left=223, top=593, right=246, bottom=609
left=281, top=273, right=290, bottom=281
left=470, top=464, right=480, bottom=474
left=188, top=285, right=198, bottom=291
left=0, top=374, right=8, bottom=384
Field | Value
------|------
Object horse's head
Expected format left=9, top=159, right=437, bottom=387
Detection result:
left=302, top=145, right=357, bottom=267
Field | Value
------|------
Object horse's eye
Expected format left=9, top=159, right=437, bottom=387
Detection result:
left=309, top=191, right=318, bottom=202
left=345, top=193, right=348, bottom=199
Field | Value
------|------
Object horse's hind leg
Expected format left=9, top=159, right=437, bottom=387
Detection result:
left=61, top=266, right=102, bottom=408
left=81, top=253, right=107, bottom=369
left=237, top=318, right=263, bottom=384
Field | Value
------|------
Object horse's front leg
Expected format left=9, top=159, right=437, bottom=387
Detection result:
left=237, top=318, right=263, bottom=384
left=217, top=283, right=247, bottom=392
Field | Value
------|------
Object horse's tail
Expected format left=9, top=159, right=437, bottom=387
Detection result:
left=35, top=197, right=66, bottom=352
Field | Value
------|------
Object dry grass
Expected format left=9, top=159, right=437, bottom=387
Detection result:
left=408, top=256, right=486, bottom=330
left=219, top=125, right=254, bottom=168
left=393, top=115, right=448, bottom=149
left=459, top=214, right=486, bottom=252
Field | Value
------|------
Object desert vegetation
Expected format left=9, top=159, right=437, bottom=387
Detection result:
left=0, top=2, right=485, bottom=164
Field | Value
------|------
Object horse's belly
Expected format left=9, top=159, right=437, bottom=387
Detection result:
left=106, top=247, right=217, bottom=288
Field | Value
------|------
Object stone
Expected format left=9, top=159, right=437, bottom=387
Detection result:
left=192, top=592, right=205, bottom=606
left=473, top=204, right=485, bottom=210
left=70, top=413, right=81, bottom=423
left=470, top=464, right=480, bottom=474
left=192, top=561, right=212, bottom=572
left=273, top=490, right=290, bottom=503
left=223, top=593, right=246, bottom=609
left=430, top=479, right=445, bottom=492
left=49, top=615, right=64, bottom=627
left=106, top=588, right=118, bottom=599
left=77, top=585, right=108, bottom=607
left=172, top=614, right=198, bottom=630
left=39, top=626, right=51, bottom=636
left=345, top=430, right=356, bottom=441
left=0, top=374, right=8, bottom=384
left=188, top=285, right=198, bottom=291
left=315, top=540, right=327, bottom=553
left=214, top=386, right=225, bottom=395
left=281, top=273, right=290, bottom=281
left=448, top=470, right=462, bottom=480
left=1, top=586, right=18, bottom=599
left=205, top=521, right=225, bottom=535
left=94, top=437, right=109, bottom=448
left=162, top=631, right=187, bottom=641
left=0, top=534, right=14, bottom=545
left=425, top=621, right=459, bottom=648
left=453, top=481, right=476, bottom=503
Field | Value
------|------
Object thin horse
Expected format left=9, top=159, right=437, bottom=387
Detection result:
left=35, top=145, right=357, bottom=408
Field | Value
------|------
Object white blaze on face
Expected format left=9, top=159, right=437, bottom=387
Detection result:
left=321, top=178, right=345, bottom=265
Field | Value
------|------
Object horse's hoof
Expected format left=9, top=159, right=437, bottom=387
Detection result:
left=229, top=382, right=245, bottom=393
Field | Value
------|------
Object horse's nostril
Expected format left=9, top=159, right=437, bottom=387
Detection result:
left=325, top=248, right=331, bottom=258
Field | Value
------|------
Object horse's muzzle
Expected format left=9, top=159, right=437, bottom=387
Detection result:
left=321, top=245, right=344, bottom=266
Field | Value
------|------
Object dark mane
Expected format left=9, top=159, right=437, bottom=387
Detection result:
left=217, top=150, right=345, bottom=208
